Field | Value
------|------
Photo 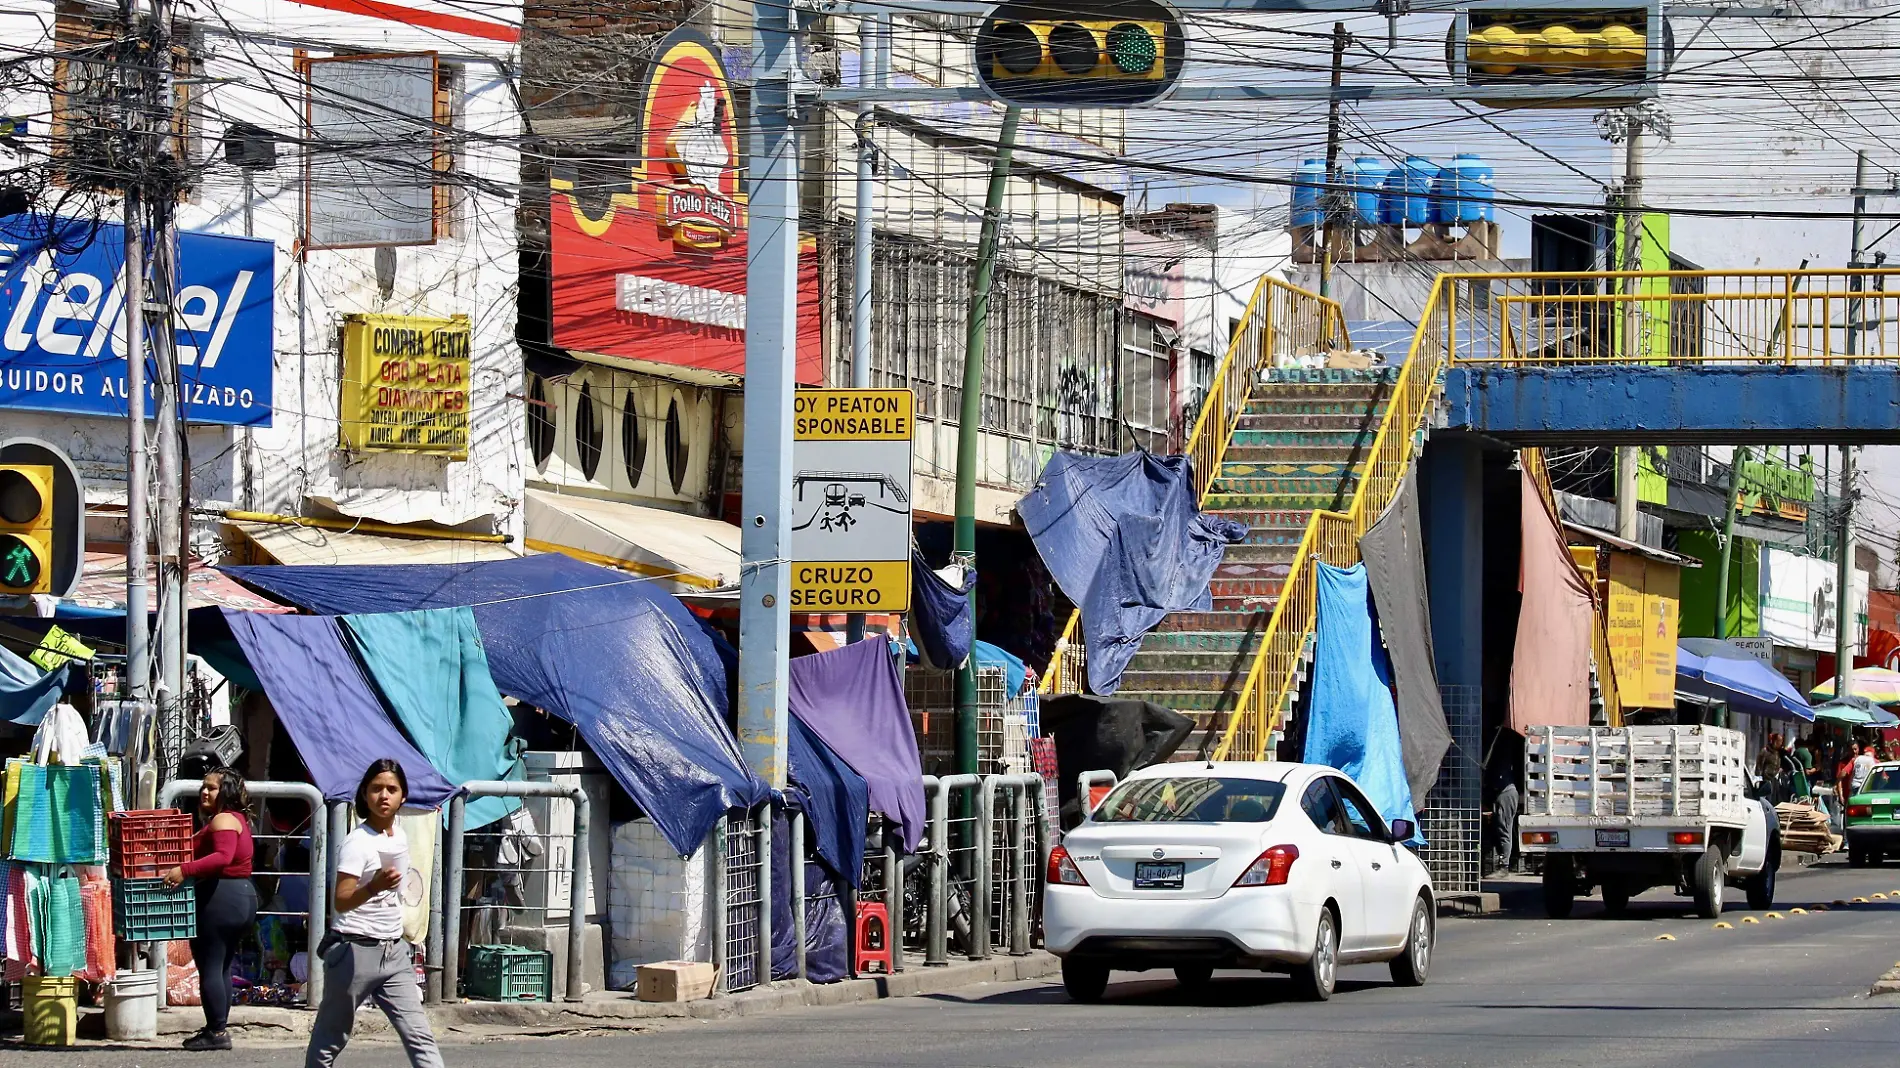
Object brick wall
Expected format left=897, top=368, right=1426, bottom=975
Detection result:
left=520, top=0, right=696, bottom=120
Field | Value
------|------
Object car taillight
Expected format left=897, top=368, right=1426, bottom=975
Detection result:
left=1046, top=844, right=1088, bottom=886
left=1233, top=844, right=1299, bottom=887
left=1847, top=804, right=1874, bottom=818
left=1672, top=830, right=1704, bottom=846
left=1521, top=831, right=1555, bottom=845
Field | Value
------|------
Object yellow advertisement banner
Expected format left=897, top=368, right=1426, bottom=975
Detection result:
left=789, top=560, right=910, bottom=613
left=340, top=313, right=472, bottom=458
left=1606, top=552, right=1681, bottom=709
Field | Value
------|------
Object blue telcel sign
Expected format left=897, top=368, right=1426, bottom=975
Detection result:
left=0, top=213, right=275, bottom=426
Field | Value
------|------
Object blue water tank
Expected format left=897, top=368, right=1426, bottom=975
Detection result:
left=1435, top=152, right=1495, bottom=224
left=1378, top=168, right=1408, bottom=226
left=1394, top=156, right=1439, bottom=226
left=1290, top=159, right=1325, bottom=227
left=1351, top=156, right=1391, bottom=224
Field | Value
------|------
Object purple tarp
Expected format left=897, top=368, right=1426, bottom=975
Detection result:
left=223, top=610, right=458, bottom=808
left=789, top=640, right=926, bottom=853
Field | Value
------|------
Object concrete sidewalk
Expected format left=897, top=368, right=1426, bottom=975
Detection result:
left=142, top=952, right=1060, bottom=1044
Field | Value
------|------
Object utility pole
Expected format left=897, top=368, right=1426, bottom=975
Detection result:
left=953, top=104, right=1020, bottom=777
left=1318, top=22, right=1347, bottom=299
left=1714, top=447, right=1748, bottom=639
left=120, top=0, right=150, bottom=703
left=1615, top=106, right=1644, bottom=543
left=847, top=15, right=879, bottom=647
left=1835, top=444, right=1856, bottom=702
left=1849, top=150, right=1868, bottom=355
left=146, top=0, right=186, bottom=717
left=736, top=0, right=802, bottom=789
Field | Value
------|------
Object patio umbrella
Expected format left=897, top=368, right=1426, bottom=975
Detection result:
left=1676, top=638, right=1815, bottom=723
left=1810, top=667, right=1900, bottom=705
left=1809, top=695, right=1900, bottom=727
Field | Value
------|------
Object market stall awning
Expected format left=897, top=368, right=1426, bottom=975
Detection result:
left=226, top=520, right=519, bottom=568
left=1677, top=637, right=1814, bottom=722
left=1811, top=667, right=1900, bottom=705
left=60, top=552, right=291, bottom=616
left=524, top=488, right=739, bottom=592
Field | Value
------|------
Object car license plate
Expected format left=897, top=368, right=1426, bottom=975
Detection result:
left=1595, top=829, right=1631, bottom=848
left=1134, top=861, right=1185, bottom=889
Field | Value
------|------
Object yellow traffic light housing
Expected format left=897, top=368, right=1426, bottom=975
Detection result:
left=0, top=464, right=53, bottom=595
left=1454, top=3, right=1665, bottom=106
left=976, top=1, right=1185, bottom=107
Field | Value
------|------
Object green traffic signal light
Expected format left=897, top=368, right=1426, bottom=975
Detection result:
left=0, top=533, right=41, bottom=590
left=1107, top=22, right=1158, bottom=74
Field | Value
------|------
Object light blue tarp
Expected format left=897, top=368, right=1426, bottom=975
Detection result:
left=0, top=644, right=66, bottom=726
left=1302, top=562, right=1420, bottom=843
left=342, top=608, right=523, bottom=829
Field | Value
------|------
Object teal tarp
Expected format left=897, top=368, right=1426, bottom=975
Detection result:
left=343, top=608, right=522, bottom=829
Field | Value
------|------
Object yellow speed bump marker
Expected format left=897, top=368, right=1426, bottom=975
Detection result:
left=1873, top=893, right=1888, bottom=901
left=1742, top=916, right=1760, bottom=924
left=1834, top=899, right=1849, bottom=907
left=1765, top=912, right=1784, bottom=919
left=1712, top=921, right=1734, bottom=930
left=1854, top=897, right=1870, bottom=903
left=1656, top=934, right=1677, bottom=941
left=1791, top=907, right=1808, bottom=915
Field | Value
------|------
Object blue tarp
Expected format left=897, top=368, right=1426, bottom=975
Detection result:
left=1017, top=451, right=1246, bottom=695
left=221, top=555, right=768, bottom=855
left=910, top=551, right=975, bottom=671
left=222, top=610, right=459, bottom=808
left=342, top=608, right=524, bottom=830
left=789, top=640, right=926, bottom=854
left=1301, top=563, right=1420, bottom=843
left=787, top=713, right=869, bottom=887
left=0, top=645, right=66, bottom=726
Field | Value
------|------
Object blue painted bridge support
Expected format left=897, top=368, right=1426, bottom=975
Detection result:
left=1445, top=365, right=1900, bottom=445
left=1421, top=434, right=1485, bottom=699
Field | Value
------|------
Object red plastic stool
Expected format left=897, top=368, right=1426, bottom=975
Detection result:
left=854, top=902, right=894, bottom=976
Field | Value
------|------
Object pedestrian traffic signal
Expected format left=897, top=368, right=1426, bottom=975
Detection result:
left=975, top=1, right=1185, bottom=107
left=1455, top=4, right=1662, bottom=93
left=0, top=464, right=54, bottom=594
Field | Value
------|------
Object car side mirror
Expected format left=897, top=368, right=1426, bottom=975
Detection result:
left=1389, top=818, right=1414, bottom=842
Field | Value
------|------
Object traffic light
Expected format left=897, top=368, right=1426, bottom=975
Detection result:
left=975, top=0, right=1185, bottom=107
left=1452, top=3, right=1667, bottom=104
left=0, top=464, right=53, bottom=595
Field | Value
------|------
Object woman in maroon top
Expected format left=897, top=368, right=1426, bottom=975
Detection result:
left=162, top=767, right=258, bottom=1051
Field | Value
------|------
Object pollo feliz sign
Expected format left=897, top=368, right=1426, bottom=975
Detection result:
left=340, top=314, right=472, bottom=457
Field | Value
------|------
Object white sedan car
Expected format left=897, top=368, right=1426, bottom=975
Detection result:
left=1044, top=761, right=1435, bottom=1002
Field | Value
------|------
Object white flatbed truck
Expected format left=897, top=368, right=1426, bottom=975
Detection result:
left=1518, top=725, right=1780, bottom=919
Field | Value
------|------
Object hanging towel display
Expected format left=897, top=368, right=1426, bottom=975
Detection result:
left=1302, top=562, right=1420, bottom=842
left=1358, top=471, right=1453, bottom=810
left=222, top=611, right=459, bottom=808
left=789, top=640, right=926, bottom=854
left=342, top=608, right=523, bottom=830
left=909, top=550, right=976, bottom=671
left=1017, top=451, right=1246, bottom=695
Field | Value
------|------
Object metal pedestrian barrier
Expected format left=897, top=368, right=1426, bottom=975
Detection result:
left=443, top=780, right=591, bottom=1004
left=158, top=779, right=330, bottom=1008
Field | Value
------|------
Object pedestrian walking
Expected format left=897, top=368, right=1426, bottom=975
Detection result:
left=163, top=767, right=258, bottom=1052
left=304, top=760, right=442, bottom=1068
left=1489, top=765, right=1522, bottom=875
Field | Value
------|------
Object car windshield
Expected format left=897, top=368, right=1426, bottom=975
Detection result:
left=1865, top=768, right=1900, bottom=794
left=1094, top=777, right=1287, bottom=823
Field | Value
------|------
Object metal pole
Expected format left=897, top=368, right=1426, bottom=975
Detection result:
left=425, top=823, right=443, bottom=1003
left=790, top=811, right=807, bottom=981
left=442, top=795, right=465, bottom=1002
left=757, top=807, right=774, bottom=989
left=883, top=826, right=902, bottom=973
left=711, top=816, right=729, bottom=996
left=1836, top=445, right=1856, bottom=702
left=148, top=0, right=185, bottom=726
left=923, top=774, right=975, bottom=966
left=1615, top=109, right=1645, bottom=543
left=1008, top=784, right=1029, bottom=955
left=1318, top=22, right=1347, bottom=299
left=975, top=775, right=1002, bottom=960
left=954, top=106, right=1021, bottom=777
left=847, top=15, right=878, bottom=648
left=1850, top=150, right=1868, bottom=356
left=120, top=0, right=149, bottom=704
left=736, top=0, right=800, bottom=790
left=1715, top=447, right=1748, bottom=639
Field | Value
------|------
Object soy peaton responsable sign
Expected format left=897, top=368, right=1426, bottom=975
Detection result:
left=340, top=314, right=472, bottom=459
left=790, top=389, right=914, bottom=613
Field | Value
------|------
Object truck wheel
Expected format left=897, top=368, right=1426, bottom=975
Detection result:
left=1543, top=856, right=1576, bottom=919
left=1692, top=846, right=1725, bottom=920
left=1600, top=877, right=1631, bottom=918
left=1745, top=841, right=1779, bottom=910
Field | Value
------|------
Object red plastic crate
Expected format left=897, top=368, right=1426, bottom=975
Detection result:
left=109, top=810, right=194, bottom=878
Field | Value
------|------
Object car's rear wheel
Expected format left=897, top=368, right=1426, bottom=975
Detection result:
left=1849, top=842, right=1870, bottom=868
left=1389, top=896, right=1432, bottom=987
left=1291, top=907, right=1338, bottom=1001
left=1543, top=856, right=1577, bottom=919
left=1061, top=959, right=1109, bottom=1003
left=1173, top=964, right=1213, bottom=991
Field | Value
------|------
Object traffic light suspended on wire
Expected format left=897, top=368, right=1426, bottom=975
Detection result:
left=0, top=464, right=54, bottom=595
left=975, top=1, right=1185, bottom=107
left=1452, top=2, right=1667, bottom=106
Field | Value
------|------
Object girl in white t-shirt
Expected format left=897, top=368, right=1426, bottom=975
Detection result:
left=304, top=760, right=443, bottom=1068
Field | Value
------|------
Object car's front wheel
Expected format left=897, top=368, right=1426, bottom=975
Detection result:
left=1389, top=896, right=1432, bottom=987
left=1291, top=907, right=1339, bottom=1001
left=1061, top=959, right=1109, bottom=1003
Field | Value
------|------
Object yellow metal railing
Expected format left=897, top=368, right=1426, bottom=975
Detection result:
left=1442, top=268, right=1900, bottom=366
left=1037, top=276, right=1349, bottom=694
left=1211, top=280, right=1450, bottom=759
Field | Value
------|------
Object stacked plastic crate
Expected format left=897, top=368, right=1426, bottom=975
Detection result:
left=108, top=811, right=197, bottom=941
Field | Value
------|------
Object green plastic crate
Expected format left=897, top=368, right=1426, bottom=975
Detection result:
left=111, top=877, right=197, bottom=941
left=464, top=944, right=551, bottom=1002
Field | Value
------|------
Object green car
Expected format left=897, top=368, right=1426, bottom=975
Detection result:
left=1845, top=763, right=1900, bottom=867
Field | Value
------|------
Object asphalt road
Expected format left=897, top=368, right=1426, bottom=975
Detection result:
left=13, top=858, right=1900, bottom=1068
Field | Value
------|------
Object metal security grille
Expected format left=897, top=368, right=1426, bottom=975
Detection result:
left=1419, top=684, right=1483, bottom=894
left=987, top=785, right=1046, bottom=952
left=907, top=666, right=1010, bottom=775
left=722, top=810, right=764, bottom=993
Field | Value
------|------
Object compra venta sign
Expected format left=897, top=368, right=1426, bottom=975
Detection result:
left=340, top=314, right=472, bottom=458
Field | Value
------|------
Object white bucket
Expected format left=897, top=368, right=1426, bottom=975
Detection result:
left=104, top=970, right=160, bottom=1041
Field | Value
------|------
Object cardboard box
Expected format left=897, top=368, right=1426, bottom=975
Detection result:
left=636, top=960, right=717, bottom=1002
left=1325, top=349, right=1375, bottom=370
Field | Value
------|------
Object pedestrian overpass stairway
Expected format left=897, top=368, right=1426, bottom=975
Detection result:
left=1111, top=368, right=1400, bottom=748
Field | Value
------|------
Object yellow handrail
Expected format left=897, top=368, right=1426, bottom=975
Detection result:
left=1037, top=276, right=1349, bottom=695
